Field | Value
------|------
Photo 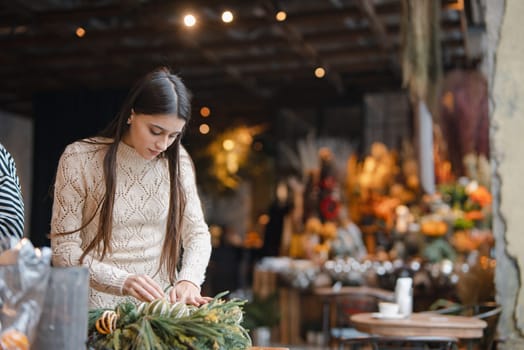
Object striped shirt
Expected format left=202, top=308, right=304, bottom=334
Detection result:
left=0, top=143, right=24, bottom=248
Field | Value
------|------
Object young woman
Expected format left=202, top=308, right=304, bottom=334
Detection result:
left=51, top=67, right=212, bottom=309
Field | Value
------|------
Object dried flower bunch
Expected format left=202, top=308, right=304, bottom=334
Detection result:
left=0, top=329, right=30, bottom=350
left=87, top=292, right=252, bottom=350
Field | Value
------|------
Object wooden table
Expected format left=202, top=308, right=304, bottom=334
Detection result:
left=351, top=312, right=487, bottom=339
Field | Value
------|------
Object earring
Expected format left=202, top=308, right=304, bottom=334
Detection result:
left=127, top=118, right=131, bottom=125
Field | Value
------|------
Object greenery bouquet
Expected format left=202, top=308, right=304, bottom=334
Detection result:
left=87, top=291, right=252, bottom=350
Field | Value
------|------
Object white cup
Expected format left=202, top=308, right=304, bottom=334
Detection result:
left=379, top=302, right=400, bottom=316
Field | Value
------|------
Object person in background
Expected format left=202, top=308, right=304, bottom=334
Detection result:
left=50, top=67, right=212, bottom=309
left=207, top=225, right=243, bottom=296
left=261, top=180, right=292, bottom=258
left=331, top=206, right=367, bottom=259
left=0, top=142, right=24, bottom=247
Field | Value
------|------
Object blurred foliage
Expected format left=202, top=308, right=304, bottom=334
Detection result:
left=192, top=125, right=274, bottom=195
left=241, top=293, right=280, bottom=329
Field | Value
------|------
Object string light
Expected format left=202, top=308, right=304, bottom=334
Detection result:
left=183, top=14, right=196, bottom=27
left=200, top=106, right=211, bottom=117
left=75, top=27, right=86, bottom=38
left=199, top=123, right=210, bottom=134
left=314, top=67, right=326, bottom=78
left=275, top=11, right=287, bottom=21
left=221, top=10, right=234, bottom=23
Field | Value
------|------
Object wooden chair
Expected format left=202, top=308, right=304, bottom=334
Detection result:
left=431, top=301, right=502, bottom=350
left=474, top=303, right=502, bottom=350
left=314, top=286, right=395, bottom=348
left=330, top=292, right=380, bottom=345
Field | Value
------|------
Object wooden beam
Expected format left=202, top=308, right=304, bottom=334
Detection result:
left=178, top=34, right=272, bottom=99
left=356, top=0, right=391, bottom=50
left=260, top=1, right=346, bottom=95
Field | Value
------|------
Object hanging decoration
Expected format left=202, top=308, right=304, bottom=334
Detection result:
left=439, top=70, right=490, bottom=179
left=400, top=0, right=442, bottom=107
left=400, top=0, right=443, bottom=195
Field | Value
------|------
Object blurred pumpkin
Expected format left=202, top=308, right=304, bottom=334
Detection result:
left=320, top=221, right=338, bottom=240
left=421, top=220, right=448, bottom=237
left=469, top=186, right=492, bottom=207
left=464, top=210, right=484, bottom=221
left=305, top=217, right=323, bottom=234
left=451, top=230, right=478, bottom=253
left=314, top=242, right=331, bottom=254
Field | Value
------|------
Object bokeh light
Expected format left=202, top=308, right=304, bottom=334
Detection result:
left=221, top=10, right=234, bottom=23
left=200, top=106, right=211, bottom=117
left=184, top=14, right=196, bottom=27
left=276, top=11, right=287, bottom=22
left=199, top=123, right=210, bottom=134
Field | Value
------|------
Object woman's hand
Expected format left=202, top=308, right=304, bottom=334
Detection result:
left=169, top=280, right=212, bottom=306
left=123, top=274, right=165, bottom=302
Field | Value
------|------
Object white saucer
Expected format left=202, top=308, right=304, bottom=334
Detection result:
left=371, top=312, right=407, bottom=319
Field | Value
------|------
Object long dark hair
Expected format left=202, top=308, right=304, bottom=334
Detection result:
left=81, top=67, right=192, bottom=284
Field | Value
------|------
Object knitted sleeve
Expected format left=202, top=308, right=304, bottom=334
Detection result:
left=51, top=142, right=131, bottom=295
left=176, top=147, right=212, bottom=288
left=0, top=144, right=24, bottom=246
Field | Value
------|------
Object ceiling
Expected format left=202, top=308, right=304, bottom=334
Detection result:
left=0, top=0, right=474, bottom=122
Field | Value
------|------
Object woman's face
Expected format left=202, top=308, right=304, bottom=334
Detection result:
left=123, top=112, right=186, bottom=160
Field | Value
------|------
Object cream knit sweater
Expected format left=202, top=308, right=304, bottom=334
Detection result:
left=51, top=139, right=211, bottom=309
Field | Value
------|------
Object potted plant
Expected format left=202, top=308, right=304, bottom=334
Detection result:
left=242, top=293, right=280, bottom=346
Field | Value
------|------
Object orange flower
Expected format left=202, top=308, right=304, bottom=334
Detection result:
left=421, top=220, right=448, bottom=236
left=469, top=186, right=492, bottom=207
left=464, top=210, right=484, bottom=221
